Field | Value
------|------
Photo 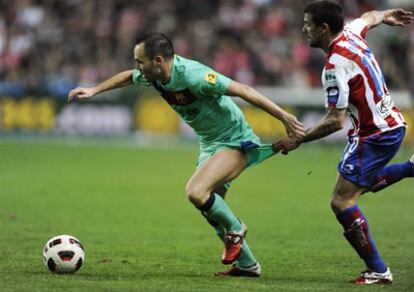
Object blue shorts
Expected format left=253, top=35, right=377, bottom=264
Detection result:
left=338, top=127, right=405, bottom=187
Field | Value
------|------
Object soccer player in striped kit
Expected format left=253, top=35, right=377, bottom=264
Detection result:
left=274, top=0, right=413, bottom=285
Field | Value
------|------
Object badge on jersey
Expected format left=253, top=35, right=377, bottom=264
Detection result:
left=324, top=69, right=339, bottom=108
left=174, top=93, right=187, bottom=105
left=324, top=69, right=337, bottom=86
left=204, top=72, right=217, bottom=84
left=327, top=86, right=339, bottom=107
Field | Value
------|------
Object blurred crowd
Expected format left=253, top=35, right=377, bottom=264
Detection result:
left=1, top=0, right=413, bottom=99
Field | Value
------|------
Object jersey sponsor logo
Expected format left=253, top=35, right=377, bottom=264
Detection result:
left=327, top=86, right=339, bottom=106
left=204, top=72, right=217, bottom=84
left=376, top=94, right=393, bottom=118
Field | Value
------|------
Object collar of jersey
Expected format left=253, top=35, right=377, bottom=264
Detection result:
left=327, top=32, right=343, bottom=57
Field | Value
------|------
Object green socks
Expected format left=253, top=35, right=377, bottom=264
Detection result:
left=199, top=193, right=241, bottom=232
left=199, top=193, right=257, bottom=268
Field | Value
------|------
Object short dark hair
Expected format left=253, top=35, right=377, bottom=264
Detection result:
left=135, top=33, right=174, bottom=60
left=304, top=1, right=344, bottom=34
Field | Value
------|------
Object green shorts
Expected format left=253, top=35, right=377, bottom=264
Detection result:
left=196, top=140, right=276, bottom=189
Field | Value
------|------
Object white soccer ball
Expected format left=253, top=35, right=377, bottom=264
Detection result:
left=43, top=235, right=85, bottom=274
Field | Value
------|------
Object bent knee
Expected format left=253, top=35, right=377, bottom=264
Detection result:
left=330, top=198, right=343, bottom=214
left=330, top=195, right=355, bottom=214
left=184, top=182, right=197, bottom=201
left=185, top=183, right=209, bottom=206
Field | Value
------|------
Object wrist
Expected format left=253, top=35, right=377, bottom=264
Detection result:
left=381, top=10, right=390, bottom=23
left=90, top=87, right=99, bottom=96
left=280, top=113, right=292, bottom=123
left=300, top=129, right=311, bottom=143
left=294, top=136, right=305, bottom=144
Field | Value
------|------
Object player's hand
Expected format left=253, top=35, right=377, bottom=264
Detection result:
left=67, top=87, right=96, bottom=103
left=281, top=114, right=306, bottom=141
left=272, top=137, right=301, bottom=155
left=383, top=9, right=413, bottom=27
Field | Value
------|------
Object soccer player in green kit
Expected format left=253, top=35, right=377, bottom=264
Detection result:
left=68, top=33, right=305, bottom=277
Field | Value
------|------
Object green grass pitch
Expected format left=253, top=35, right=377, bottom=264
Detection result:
left=0, top=140, right=413, bottom=291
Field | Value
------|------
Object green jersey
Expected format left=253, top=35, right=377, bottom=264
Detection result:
left=132, top=55, right=259, bottom=148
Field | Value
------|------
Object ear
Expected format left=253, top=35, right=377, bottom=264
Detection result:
left=321, top=23, right=331, bottom=34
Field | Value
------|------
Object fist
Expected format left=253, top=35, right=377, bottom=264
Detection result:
left=272, top=138, right=300, bottom=155
left=67, top=87, right=95, bottom=103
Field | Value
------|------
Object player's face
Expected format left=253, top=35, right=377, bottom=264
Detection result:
left=134, top=44, right=162, bottom=82
left=302, top=13, right=324, bottom=48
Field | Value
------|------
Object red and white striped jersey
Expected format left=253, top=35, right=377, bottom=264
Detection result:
left=322, top=18, right=406, bottom=137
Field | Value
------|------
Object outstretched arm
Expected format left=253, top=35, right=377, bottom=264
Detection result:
left=225, top=80, right=306, bottom=140
left=67, top=70, right=134, bottom=103
left=302, top=108, right=347, bottom=143
left=361, top=8, right=413, bottom=30
left=273, top=108, right=347, bottom=154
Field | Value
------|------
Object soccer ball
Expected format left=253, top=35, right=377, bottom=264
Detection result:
left=43, top=235, right=85, bottom=274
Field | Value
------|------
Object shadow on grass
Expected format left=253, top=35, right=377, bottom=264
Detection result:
left=25, top=270, right=207, bottom=281
left=14, top=267, right=370, bottom=292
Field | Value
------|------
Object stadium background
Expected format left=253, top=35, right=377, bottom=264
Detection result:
left=1, top=0, right=414, bottom=145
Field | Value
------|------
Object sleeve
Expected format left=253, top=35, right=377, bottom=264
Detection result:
left=323, top=63, right=352, bottom=110
left=131, top=69, right=151, bottom=86
left=344, top=18, right=369, bottom=39
left=186, top=65, right=231, bottom=98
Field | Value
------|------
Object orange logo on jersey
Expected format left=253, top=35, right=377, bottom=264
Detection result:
left=204, top=72, right=217, bottom=84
